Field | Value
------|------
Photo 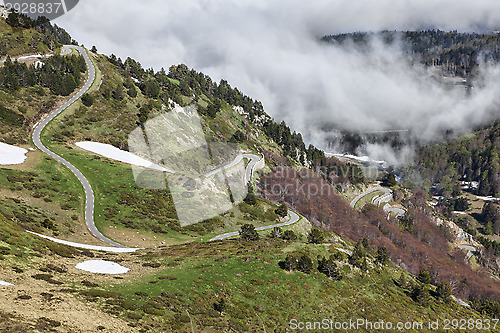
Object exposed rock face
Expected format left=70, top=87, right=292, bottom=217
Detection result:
left=432, top=215, right=480, bottom=248
left=0, top=6, right=8, bottom=19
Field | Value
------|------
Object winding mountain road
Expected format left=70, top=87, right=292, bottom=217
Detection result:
left=209, top=210, right=300, bottom=241
left=203, top=153, right=263, bottom=184
left=350, top=186, right=390, bottom=208
left=32, top=46, right=127, bottom=248
left=350, top=186, right=406, bottom=218
left=28, top=47, right=291, bottom=249
left=458, top=244, right=477, bottom=261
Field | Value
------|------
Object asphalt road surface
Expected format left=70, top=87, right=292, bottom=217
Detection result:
left=30, top=48, right=277, bottom=247
left=203, top=153, right=262, bottom=184
left=350, top=186, right=406, bottom=218
left=350, top=186, right=390, bottom=208
left=32, top=46, right=128, bottom=248
left=458, top=244, right=477, bottom=261
left=209, top=210, right=300, bottom=241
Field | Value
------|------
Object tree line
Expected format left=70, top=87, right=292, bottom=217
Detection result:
left=323, top=30, right=500, bottom=77
left=105, top=55, right=329, bottom=169
left=404, top=122, right=499, bottom=198
left=0, top=54, right=85, bottom=96
left=1, top=12, right=74, bottom=58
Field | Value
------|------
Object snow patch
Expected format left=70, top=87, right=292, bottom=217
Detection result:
left=76, top=260, right=130, bottom=274
left=0, top=142, right=29, bottom=165
left=0, top=280, right=13, bottom=286
left=327, top=153, right=387, bottom=166
left=27, top=231, right=140, bottom=253
left=476, top=196, right=499, bottom=202
left=451, top=295, right=470, bottom=307
left=76, top=142, right=169, bottom=172
left=335, top=247, right=352, bottom=256
left=233, top=106, right=246, bottom=115
left=0, top=6, right=8, bottom=19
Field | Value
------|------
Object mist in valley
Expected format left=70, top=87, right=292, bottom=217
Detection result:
left=57, top=0, right=500, bottom=166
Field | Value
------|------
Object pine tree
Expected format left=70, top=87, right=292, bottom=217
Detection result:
left=436, top=282, right=452, bottom=302
left=482, top=202, right=499, bottom=224
left=308, top=228, right=324, bottom=244
left=240, top=224, right=259, bottom=241
left=297, top=255, right=313, bottom=274
left=417, top=269, right=431, bottom=284
left=282, top=230, right=297, bottom=241
left=113, top=83, right=124, bottom=100
left=318, top=256, right=341, bottom=280
left=243, top=182, right=257, bottom=205
left=81, top=93, right=94, bottom=107
left=275, top=204, right=288, bottom=218
left=382, top=173, right=398, bottom=187
left=349, top=241, right=364, bottom=267
left=362, top=238, right=370, bottom=249
left=411, top=285, right=430, bottom=306
left=269, top=227, right=282, bottom=239
left=213, top=298, right=225, bottom=314
left=376, top=247, right=389, bottom=265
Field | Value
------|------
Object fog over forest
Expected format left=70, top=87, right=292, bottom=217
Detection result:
left=57, top=0, right=500, bottom=165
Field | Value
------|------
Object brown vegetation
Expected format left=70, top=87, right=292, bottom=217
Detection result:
left=260, top=164, right=500, bottom=302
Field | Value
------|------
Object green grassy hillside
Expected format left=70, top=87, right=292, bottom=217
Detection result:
left=0, top=11, right=71, bottom=58
left=0, top=17, right=498, bottom=332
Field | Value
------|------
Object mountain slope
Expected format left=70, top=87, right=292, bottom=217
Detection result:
left=0, top=17, right=498, bottom=332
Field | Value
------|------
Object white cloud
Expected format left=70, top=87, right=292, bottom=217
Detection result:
left=56, top=1, right=500, bottom=164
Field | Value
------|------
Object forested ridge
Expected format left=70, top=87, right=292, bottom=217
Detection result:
left=402, top=122, right=500, bottom=270
left=0, top=16, right=84, bottom=144
left=105, top=56, right=329, bottom=168
left=0, top=14, right=498, bottom=326
left=406, top=122, right=499, bottom=197
left=0, top=54, right=85, bottom=95
left=1, top=11, right=73, bottom=57
left=323, top=30, right=500, bottom=76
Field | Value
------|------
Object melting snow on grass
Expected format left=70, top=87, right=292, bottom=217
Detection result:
left=0, top=280, right=14, bottom=286
left=27, top=231, right=140, bottom=253
left=76, top=142, right=168, bottom=172
left=476, top=196, right=500, bottom=202
left=0, top=142, right=29, bottom=165
left=327, top=153, right=387, bottom=166
left=76, top=260, right=130, bottom=274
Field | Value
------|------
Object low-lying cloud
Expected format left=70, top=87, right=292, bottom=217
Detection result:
left=56, top=0, right=500, bottom=164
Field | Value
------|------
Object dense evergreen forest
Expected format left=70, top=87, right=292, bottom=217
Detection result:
left=0, top=11, right=83, bottom=95
left=403, top=122, right=500, bottom=257
left=106, top=55, right=329, bottom=168
left=0, top=54, right=85, bottom=95
left=323, top=30, right=500, bottom=76
left=0, top=11, right=73, bottom=57
left=405, top=122, right=499, bottom=197
left=0, top=15, right=499, bottom=316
